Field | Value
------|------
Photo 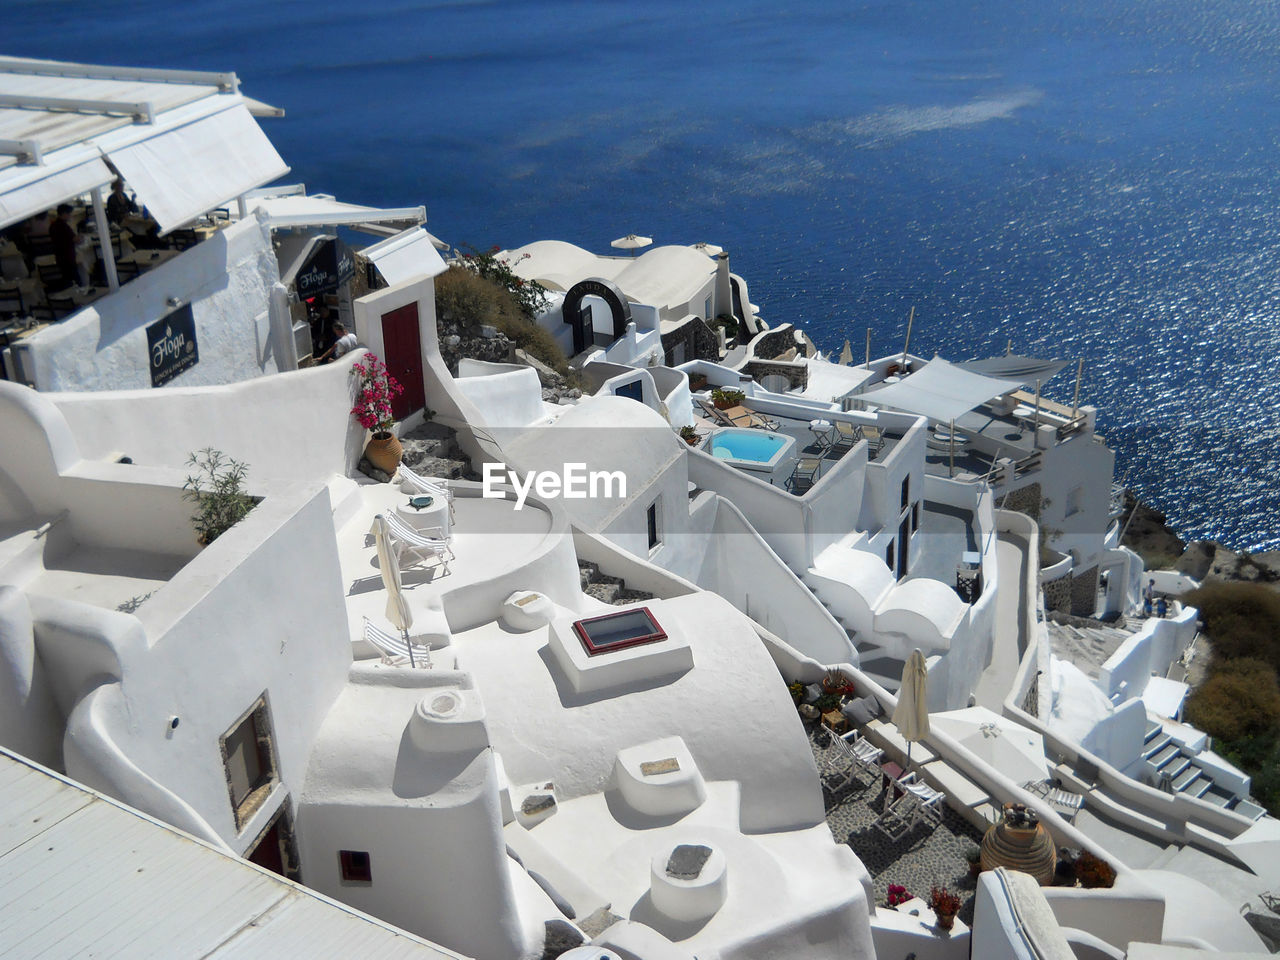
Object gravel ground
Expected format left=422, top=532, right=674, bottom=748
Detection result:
left=808, top=725, right=985, bottom=924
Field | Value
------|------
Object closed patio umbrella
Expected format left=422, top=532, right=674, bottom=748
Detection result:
left=371, top=514, right=422, bottom=667
left=893, top=648, right=930, bottom=766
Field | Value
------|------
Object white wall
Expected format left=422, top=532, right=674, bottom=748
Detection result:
left=455, top=359, right=548, bottom=429
left=49, top=352, right=367, bottom=480
left=1098, top=608, right=1197, bottom=702
left=13, top=215, right=281, bottom=392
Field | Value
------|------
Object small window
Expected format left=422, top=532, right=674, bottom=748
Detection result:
left=911, top=501, right=920, bottom=534
left=647, top=500, right=661, bottom=550
left=900, top=476, right=910, bottom=512
left=886, top=539, right=895, bottom=573
left=220, top=696, right=278, bottom=831
left=339, top=849, right=372, bottom=884
left=704, top=296, right=712, bottom=319
left=573, top=607, right=668, bottom=656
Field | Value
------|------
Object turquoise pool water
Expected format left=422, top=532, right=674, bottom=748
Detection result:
left=710, top=429, right=789, bottom=464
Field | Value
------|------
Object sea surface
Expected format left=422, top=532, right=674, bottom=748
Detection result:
left=15, top=0, right=1280, bottom=550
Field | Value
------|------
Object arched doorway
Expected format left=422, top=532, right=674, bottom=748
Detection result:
left=562, top=277, right=632, bottom=354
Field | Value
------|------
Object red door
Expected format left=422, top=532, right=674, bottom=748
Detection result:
left=380, top=303, right=425, bottom=420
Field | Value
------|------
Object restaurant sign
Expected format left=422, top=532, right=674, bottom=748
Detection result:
left=295, top=237, right=355, bottom=298
left=146, top=305, right=199, bottom=387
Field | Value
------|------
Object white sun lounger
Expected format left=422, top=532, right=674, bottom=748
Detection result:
left=823, top=730, right=884, bottom=794
left=362, top=617, right=432, bottom=667
left=379, top=511, right=454, bottom=572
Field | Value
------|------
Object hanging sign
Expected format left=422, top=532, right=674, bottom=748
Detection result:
left=146, top=305, right=199, bottom=387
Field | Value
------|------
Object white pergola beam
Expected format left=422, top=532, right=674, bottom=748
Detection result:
left=0, top=93, right=155, bottom=123
left=0, top=138, right=42, bottom=164
left=0, top=58, right=238, bottom=92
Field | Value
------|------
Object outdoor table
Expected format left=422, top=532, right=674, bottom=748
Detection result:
left=880, top=760, right=906, bottom=798
left=808, top=419, right=835, bottom=447
left=395, top=494, right=451, bottom=538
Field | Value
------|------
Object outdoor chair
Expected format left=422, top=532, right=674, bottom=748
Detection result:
left=696, top=398, right=779, bottom=431
left=831, top=420, right=860, bottom=454
left=872, top=772, right=945, bottom=840
left=379, top=511, right=454, bottom=573
left=395, top=464, right=455, bottom=520
left=788, top=457, right=821, bottom=494
left=361, top=616, right=434, bottom=667
left=822, top=730, right=884, bottom=794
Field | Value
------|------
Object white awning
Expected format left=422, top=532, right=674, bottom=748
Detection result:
left=103, top=104, right=288, bottom=234
left=249, top=193, right=425, bottom=236
left=361, top=227, right=447, bottom=286
left=957, top=354, right=1070, bottom=385
left=861, top=356, right=1025, bottom=422
left=0, top=156, right=113, bottom=230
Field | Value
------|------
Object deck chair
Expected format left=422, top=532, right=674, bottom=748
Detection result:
left=861, top=425, right=885, bottom=458
left=361, top=617, right=432, bottom=667
left=822, top=730, right=883, bottom=794
left=394, top=464, right=455, bottom=520
left=831, top=420, right=860, bottom=454
left=379, top=511, right=454, bottom=572
left=788, top=457, right=821, bottom=493
left=898, top=772, right=946, bottom=827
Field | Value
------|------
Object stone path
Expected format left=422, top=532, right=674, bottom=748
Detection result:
left=807, top=726, right=985, bottom=923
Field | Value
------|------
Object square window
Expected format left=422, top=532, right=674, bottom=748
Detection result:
left=339, top=849, right=372, bottom=884
left=220, top=696, right=278, bottom=831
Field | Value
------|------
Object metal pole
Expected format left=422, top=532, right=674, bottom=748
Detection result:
left=1071, top=358, right=1084, bottom=418
left=90, top=187, right=119, bottom=291
left=236, top=194, right=248, bottom=220
left=404, top=628, right=415, bottom=668
left=949, top=418, right=955, bottom=478
left=1032, top=379, right=1042, bottom=432
left=865, top=327, right=872, bottom=369
left=900, top=306, right=914, bottom=372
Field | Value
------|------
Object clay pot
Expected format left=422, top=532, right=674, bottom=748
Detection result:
left=936, top=910, right=956, bottom=932
left=365, top=431, right=403, bottom=473
left=980, top=803, right=1056, bottom=885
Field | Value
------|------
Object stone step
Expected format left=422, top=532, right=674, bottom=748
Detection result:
left=1143, top=735, right=1173, bottom=760
left=1201, top=786, right=1233, bottom=808
left=1172, top=767, right=1201, bottom=792
left=1149, top=743, right=1179, bottom=768
left=578, top=561, right=600, bottom=591
left=1160, top=755, right=1191, bottom=780
left=1186, top=777, right=1212, bottom=800
left=1144, top=719, right=1163, bottom=741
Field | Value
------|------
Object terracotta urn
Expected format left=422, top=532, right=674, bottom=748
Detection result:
left=980, top=802, right=1056, bottom=885
left=365, top=431, right=403, bottom=473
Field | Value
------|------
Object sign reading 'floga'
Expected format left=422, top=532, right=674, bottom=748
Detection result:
left=146, top=306, right=199, bottom=387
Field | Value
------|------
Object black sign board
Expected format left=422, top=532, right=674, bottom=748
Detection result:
left=295, top=237, right=355, bottom=298
left=146, top=305, right=199, bottom=387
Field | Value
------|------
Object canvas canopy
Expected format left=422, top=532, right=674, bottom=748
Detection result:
left=957, top=354, right=1070, bottom=385
left=862, top=356, right=1025, bottom=421
left=103, top=104, right=288, bottom=234
left=0, top=156, right=114, bottom=230
left=362, top=227, right=448, bottom=286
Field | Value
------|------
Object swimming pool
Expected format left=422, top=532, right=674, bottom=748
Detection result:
left=707, top=428, right=797, bottom=484
left=710, top=429, right=789, bottom=463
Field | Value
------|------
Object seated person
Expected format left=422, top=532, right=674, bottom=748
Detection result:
left=317, top=322, right=358, bottom=363
left=105, top=179, right=138, bottom=225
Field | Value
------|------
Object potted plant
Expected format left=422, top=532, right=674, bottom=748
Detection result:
left=710, top=387, right=745, bottom=410
left=1074, top=851, right=1116, bottom=889
left=814, top=692, right=843, bottom=714
left=964, top=844, right=983, bottom=878
left=928, top=886, right=961, bottom=931
left=351, top=353, right=406, bottom=473
left=679, top=424, right=700, bottom=446
left=688, top=372, right=708, bottom=392
left=885, top=884, right=911, bottom=909
left=788, top=681, right=806, bottom=705
left=822, top=668, right=855, bottom=697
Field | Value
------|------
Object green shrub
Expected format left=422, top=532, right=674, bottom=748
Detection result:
left=1184, top=582, right=1280, bottom=672
left=183, top=448, right=255, bottom=545
left=711, top=387, right=745, bottom=410
left=1186, top=666, right=1280, bottom=742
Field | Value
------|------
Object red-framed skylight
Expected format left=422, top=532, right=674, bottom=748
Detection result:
left=572, top=607, right=667, bottom=657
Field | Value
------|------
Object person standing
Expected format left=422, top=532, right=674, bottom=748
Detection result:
left=49, top=204, right=77, bottom=290
left=317, top=322, right=358, bottom=362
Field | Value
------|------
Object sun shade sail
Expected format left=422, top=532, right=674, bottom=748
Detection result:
left=0, top=157, right=114, bottom=230
left=862, top=356, right=1025, bottom=421
left=957, top=354, right=1070, bottom=385
left=103, top=104, right=288, bottom=234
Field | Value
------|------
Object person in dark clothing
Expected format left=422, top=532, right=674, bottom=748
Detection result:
left=105, top=179, right=137, bottom=225
left=49, top=204, right=77, bottom=290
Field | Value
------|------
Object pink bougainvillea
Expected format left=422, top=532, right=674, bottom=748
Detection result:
left=350, top=354, right=404, bottom=435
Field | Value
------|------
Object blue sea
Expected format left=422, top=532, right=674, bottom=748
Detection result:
left=15, top=0, right=1280, bottom=550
